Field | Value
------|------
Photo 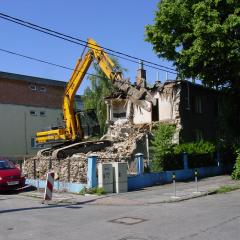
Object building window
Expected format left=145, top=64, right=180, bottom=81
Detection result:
left=185, top=96, right=190, bottom=110
left=29, top=84, right=37, bottom=91
left=39, top=86, right=47, bottom=93
left=195, top=129, right=203, bottom=141
left=40, top=111, right=46, bottom=117
left=113, top=112, right=126, bottom=118
left=195, top=96, right=203, bottom=114
left=30, top=110, right=37, bottom=116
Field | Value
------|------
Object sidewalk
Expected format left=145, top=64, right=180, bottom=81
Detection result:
left=20, top=175, right=240, bottom=206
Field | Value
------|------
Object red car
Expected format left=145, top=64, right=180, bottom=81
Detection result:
left=0, top=159, right=25, bottom=191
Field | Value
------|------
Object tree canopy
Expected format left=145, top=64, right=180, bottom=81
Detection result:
left=82, top=58, right=125, bottom=135
left=145, top=0, right=240, bottom=89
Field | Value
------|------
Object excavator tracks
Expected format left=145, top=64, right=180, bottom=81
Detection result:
left=37, top=140, right=112, bottom=159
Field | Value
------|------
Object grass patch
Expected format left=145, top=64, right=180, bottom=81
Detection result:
left=79, top=187, right=106, bottom=196
left=215, top=185, right=240, bottom=194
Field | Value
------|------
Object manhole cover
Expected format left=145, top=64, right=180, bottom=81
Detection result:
left=110, top=217, right=147, bottom=225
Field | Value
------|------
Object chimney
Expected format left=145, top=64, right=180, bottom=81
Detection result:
left=136, top=60, right=147, bottom=88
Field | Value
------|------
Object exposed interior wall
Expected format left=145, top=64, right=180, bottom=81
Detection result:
left=152, top=92, right=171, bottom=121
left=105, top=82, right=182, bottom=142
left=152, top=82, right=182, bottom=143
left=133, top=101, right=152, bottom=124
left=105, top=99, right=128, bottom=123
left=112, top=100, right=128, bottom=121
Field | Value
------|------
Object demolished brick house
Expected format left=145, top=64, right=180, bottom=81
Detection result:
left=23, top=66, right=232, bottom=183
left=104, top=64, right=222, bottom=145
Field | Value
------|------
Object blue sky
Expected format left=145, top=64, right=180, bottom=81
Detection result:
left=0, top=1, right=176, bottom=94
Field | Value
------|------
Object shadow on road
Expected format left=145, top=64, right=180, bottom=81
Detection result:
left=0, top=197, right=101, bottom=214
left=0, top=185, right=37, bottom=195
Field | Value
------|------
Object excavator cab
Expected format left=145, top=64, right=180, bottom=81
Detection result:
left=75, top=109, right=100, bottom=138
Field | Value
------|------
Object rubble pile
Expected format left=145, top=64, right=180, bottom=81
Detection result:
left=102, top=119, right=150, bottom=157
left=23, top=120, right=151, bottom=183
left=23, top=156, right=87, bottom=183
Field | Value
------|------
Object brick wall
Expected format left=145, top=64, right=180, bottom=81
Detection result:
left=179, top=81, right=218, bottom=142
left=0, top=77, right=65, bottom=108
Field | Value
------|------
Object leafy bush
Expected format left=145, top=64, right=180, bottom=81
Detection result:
left=173, top=141, right=216, bottom=155
left=150, top=125, right=219, bottom=171
left=150, top=124, right=176, bottom=172
left=231, top=149, right=240, bottom=180
left=173, top=141, right=216, bottom=168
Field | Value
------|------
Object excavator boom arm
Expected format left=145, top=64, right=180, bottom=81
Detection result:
left=36, top=38, right=155, bottom=144
left=63, top=50, right=93, bottom=140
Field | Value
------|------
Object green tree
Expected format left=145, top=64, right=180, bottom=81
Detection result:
left=82, top=58, right=126, bottom=135
left=145, top=0, right=240, bottom=89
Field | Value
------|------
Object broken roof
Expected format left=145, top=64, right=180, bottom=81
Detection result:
left=104, top=91, right=127, bottom=100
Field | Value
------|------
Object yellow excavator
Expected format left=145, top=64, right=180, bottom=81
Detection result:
left=36, top=38, right=155, bottom=158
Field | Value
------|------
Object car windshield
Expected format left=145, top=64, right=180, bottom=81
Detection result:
left=0, top=160, right=15, bottom=170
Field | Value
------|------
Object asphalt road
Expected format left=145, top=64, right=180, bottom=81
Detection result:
left=0, top=190, right=240, bottom=240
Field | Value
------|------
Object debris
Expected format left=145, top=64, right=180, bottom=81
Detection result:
left=23, top=121, right=151, bottom=183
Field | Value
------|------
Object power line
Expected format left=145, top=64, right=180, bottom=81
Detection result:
left=0, top=12, right=177, bottom=73
left=0, top=14, right=176, bottom=75
left=0, top=48, right=177, bottom=88
left=0, top=47, right=103, bottom=80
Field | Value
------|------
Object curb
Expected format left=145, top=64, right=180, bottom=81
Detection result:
left=20, top=184, right=240, bottom=206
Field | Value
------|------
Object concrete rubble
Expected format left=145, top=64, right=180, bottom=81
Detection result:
left=23, top=120, right=152, bottom=183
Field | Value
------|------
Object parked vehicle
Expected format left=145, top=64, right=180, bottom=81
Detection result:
left=0, top=159, right=25, bottom=191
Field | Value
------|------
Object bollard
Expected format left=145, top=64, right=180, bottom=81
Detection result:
left=216, top=152, right=221, bottom=167
left=44, top=171, right=54, bottom=201
left=172, top=172, right=176, bottom=197
left=194, top=169, right=200, bottom=193
left=135, top=153, right=144, bottom=175
left=87, top=155, right=97, bottom=188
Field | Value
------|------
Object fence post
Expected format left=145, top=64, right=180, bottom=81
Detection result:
left=87, top=155, right=97, bottom=188
left=183, top=152, right=189, bottom=170
left=135, top=153, right=144, bottom=175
